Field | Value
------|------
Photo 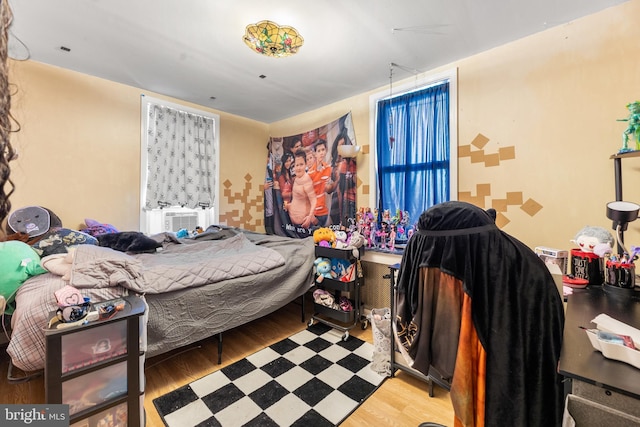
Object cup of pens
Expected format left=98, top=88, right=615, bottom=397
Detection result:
left=605, top=259, right=635, bottom=289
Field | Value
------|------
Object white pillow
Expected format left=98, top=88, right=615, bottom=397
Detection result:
left=40, top=253, right=72, bottom=280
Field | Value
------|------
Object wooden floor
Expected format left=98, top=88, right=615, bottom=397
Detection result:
left=0, top=299, right=454, bottom=426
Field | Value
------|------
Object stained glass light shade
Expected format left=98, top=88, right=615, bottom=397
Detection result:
left=243, top=20, right=304, bottom=58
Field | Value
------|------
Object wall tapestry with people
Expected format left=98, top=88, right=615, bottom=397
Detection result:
left=264, top=112, right=358, bottom=238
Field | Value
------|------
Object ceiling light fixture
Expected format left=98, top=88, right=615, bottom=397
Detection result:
left=243, top=20, right=303, bottom=58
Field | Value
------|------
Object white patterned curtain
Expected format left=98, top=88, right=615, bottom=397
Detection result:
left=144, top=104, right=216, bottom=209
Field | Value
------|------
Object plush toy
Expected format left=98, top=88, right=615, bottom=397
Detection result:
left=334, top=230, right=348, bottom=249
left=314, top=256, right=333, bottom=283
left=5, top=206, right=63, bottom=245
left=0, top=241, right=48, bottom=314
left=312, top=288, right=337, bottom=309
left=571, top=226, right=614, bottom=254
left=346, top=230, right=366, bottom=258
left=175, top=228, right=189, bottom=238
left=331, top=258, right=349, bottom=280
left=313, top=227, right=336, bottom=247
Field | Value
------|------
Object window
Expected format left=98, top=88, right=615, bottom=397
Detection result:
left=369, top=68, right=458, bottom=234
left=139, top=95, right=220, bottom=235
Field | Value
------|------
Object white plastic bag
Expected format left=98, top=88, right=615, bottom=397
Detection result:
left=369, top=307, right=391, bottom=376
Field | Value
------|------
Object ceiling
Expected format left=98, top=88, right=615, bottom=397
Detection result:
left=7, top=0, right=628, bottom=123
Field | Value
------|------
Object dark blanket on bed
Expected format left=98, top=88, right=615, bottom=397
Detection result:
left=396, top=201, right=565, bottom=427
left=97, top=231, right=163, bottom=253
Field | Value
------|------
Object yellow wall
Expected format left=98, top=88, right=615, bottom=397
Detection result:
left=454, top=1, right=640, bottom=251
left=6, top=1, right=640, bottom=254
left=8, top=61, right=268, bottom=231
left=273, top=1, right=640, bottom=252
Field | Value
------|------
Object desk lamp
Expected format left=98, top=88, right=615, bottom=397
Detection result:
left=606, top=201, right=640, bottom=255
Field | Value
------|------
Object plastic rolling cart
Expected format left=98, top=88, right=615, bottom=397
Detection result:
left=308, top=245, right=367, bottom=340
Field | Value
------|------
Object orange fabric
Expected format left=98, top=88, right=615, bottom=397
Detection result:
left=451, top=292, right=486, bottom=427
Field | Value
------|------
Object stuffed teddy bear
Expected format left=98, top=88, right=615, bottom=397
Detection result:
left=0, top=241, right=48, bottom=314
left=313, top=227, right=336, bottom=247
left=314, top=256, right=333, bottom=283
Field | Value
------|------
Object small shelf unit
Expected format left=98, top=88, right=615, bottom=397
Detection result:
left=44, top=295, right=146, bottom=427
left=309, top=245, right=367, bottom=340
left=610, top=150, right=640, bottom=253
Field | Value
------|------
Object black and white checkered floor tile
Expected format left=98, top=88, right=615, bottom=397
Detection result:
left=154, top=323, right=386, bottom=427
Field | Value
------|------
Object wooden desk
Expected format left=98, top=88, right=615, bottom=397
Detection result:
left=559, top=286, right=640, bottom=424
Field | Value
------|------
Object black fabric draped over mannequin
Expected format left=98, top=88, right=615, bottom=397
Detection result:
left=396, top=201, right=565, bottom=427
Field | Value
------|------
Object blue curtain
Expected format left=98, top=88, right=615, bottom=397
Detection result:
left=376, top=82, right=450, bottom=227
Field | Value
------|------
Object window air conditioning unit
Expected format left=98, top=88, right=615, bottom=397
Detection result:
left=163, top=211, right=200, bottom=232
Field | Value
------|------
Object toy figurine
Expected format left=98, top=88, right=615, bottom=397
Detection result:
left=377, top=221, right=389, bottom=249
left=388, top=223, right=397, bottom=251
left=363, top=223, right=373, bottom=248
left=382, top=209, right=391, bottom=224
left=618, top=101, right=640, bottom=153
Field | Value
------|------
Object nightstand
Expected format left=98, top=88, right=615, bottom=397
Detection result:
left=45, top=295, right=146, bottom=427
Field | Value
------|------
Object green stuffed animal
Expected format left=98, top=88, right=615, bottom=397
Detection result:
left=0, top=241, right=48, bottom=315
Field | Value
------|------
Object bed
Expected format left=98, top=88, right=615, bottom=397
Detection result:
left=5, top=226, right=315, bottom=373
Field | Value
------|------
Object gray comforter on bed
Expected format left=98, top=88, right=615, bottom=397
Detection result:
left=142, top=230, right=315, bottom=357
left=70, top=233, right=286, bottom=294
left=7, top=228, right=315, bottom=370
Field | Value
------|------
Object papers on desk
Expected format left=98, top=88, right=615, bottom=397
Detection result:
left=586, top=313, right=640, bottom=369
left=592, top=314, right=640, bottom=345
